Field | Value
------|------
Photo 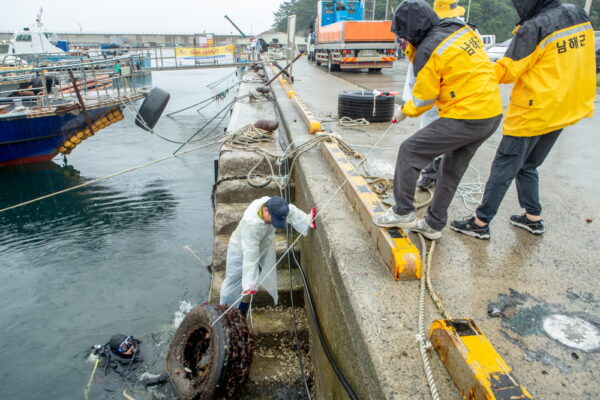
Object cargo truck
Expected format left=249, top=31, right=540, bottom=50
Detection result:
left=308, top=0, right=397, bottom=72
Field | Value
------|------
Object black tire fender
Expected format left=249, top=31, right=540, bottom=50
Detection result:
left=337, top=90, right=396, bottom=122
left=136, top=87, right=170, bottom=131
left=166, top=304, right=253, bottom=400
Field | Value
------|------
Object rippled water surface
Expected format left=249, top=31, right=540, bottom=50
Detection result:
left=0, top=69, right=238, bottom=399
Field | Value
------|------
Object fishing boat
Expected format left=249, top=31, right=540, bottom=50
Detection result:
left=0, top=55, right=150, bottom=166
left=0, top=8, right=68, bottom=66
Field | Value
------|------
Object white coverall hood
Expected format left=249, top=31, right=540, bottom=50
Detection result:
left=219, top=196, right=312, bottom=306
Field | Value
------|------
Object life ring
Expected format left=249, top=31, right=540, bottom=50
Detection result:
left=166, top=304, right=253, bottom=399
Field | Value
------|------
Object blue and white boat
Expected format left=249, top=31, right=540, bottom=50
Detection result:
left=0, top=56, right=149, bottom=166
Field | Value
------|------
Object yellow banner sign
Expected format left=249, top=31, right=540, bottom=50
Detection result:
left=175, top=45, right=235, bottom=59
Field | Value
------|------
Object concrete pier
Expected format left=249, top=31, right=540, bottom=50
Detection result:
left=267, top=57, right=600, bottom=399
left=206, top=55, right=599, bottom=399
left=208, top=66, right=312, bottom=398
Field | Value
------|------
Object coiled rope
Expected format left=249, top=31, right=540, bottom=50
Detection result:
left=220, top=127, right=367, bottom=191
left=337, top=116, right=369, bottom=127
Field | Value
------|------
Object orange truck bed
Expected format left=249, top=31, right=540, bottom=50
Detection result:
left=318, top=20, right=395, bottom=44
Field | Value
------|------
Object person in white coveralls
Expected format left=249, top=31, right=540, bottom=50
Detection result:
left=219, top=196, right=316, bottom=314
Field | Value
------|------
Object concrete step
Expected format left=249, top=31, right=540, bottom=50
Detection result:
left=214, top=179, right=283, bottom=204
left=241, top=381, right=310, bottom=400
left=249, top=306, right=308, bottom=348
left=214, top=203, right=249, bottom=236
left=209, top=268, right=305, bottom=307
left=211, top=234, right=300, bottom=272
left=242, top=334, right=312, bottom=400
left=218, top=149, right=281, bottom=180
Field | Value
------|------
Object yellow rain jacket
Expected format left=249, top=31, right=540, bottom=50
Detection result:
left=392, top=1, right=501, bottom=120
left=496, top=0, right=595, bottom=137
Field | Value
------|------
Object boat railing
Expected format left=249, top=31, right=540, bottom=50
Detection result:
left=1, top=45, right=253, bottom=71
left=0, top=55, right=148, bottom=111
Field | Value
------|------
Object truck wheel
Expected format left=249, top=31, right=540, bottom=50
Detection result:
left=338, top=90, right=396, bottom=122
left=328, top=55, right=341, bottom=72
left=166, top=304, right=253, bottom=400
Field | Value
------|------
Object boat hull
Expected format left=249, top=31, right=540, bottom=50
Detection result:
left=0, top=106, right=117, bottom=166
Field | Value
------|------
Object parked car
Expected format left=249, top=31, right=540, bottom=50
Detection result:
left=486, top=39, right=512, bottom=62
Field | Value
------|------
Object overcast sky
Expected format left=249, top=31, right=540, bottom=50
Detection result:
left=0, top=0, right=283, bottom=35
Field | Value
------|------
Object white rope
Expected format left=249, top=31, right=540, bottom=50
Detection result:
left=337, top=116, right=370, bottom=127
left=455, top=165, right=485, bottom=212
left=210, top=123, right=399, bottom=327
left=0, top=140, right=221, bottom=214
left=417, top=235, right=442, bottom=400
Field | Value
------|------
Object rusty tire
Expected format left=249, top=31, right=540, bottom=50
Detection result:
left=166, top=304, right=254, bottom=400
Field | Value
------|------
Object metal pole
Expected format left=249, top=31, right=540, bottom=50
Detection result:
left=385, top=0, right=390, bottom=19
left=584, top=0, right=592, bottom=15
left=372, top=0, right=377, bottom=20
left=466, top=0, right=473, bottom=22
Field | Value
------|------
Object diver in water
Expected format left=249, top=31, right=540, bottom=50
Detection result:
left=91, top=334, right=169, bottom=385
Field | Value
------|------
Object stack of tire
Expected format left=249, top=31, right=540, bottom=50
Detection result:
left=337, top=90, right=396, bottom=122
left=166, top=304, right=253, bottom=400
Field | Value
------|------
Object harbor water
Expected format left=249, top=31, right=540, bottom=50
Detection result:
left=0, top=69, right=238, bottom=399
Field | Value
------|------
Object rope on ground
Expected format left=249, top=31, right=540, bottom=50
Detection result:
left=417, top=234, right=442, bottom=400
left=413, top=180, right=453, bottom=398
left=455, top=165, right=485, bottom=212
left=83, top=358, right=100, bottom=400
left=0, top=140, right=221, bottom=215
left=337, top=116, right=370, bottom=127
left=364, top=175, right=434, bottom=209
left=424, top=239, right=452, bottom=320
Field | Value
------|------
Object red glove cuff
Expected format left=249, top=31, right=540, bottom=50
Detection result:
left=242, top=289, right=257, bottom=296
left=310, top=207, right=317, bottom=229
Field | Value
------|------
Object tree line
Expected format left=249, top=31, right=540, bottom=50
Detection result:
left=272, top=0, right=598, bottom=42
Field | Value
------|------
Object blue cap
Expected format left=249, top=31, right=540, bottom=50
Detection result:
left=266, top=196, right=289, bottom=229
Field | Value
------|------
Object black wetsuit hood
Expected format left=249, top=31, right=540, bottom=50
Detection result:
left=512, top=0, right=561, bottom=24
left=391, top=0, right=440, bottom=47
left=108, top=333, right=142, bottom=362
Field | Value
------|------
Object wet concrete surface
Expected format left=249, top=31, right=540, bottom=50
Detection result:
left=278, top=57, right=600, bottom=399
left=327, top=59, right=600, bottom=199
